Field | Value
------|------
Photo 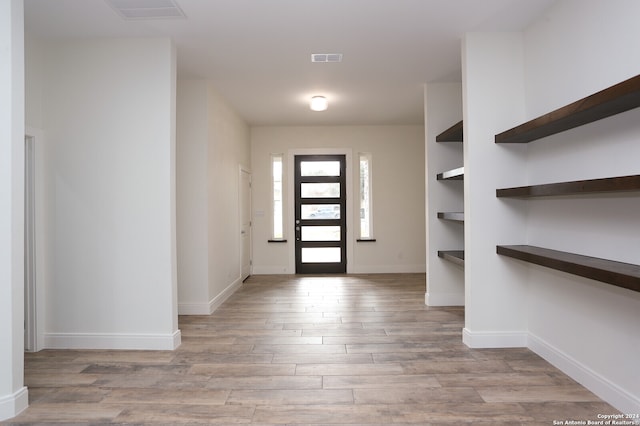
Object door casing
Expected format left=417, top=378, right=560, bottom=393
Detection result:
left=239, top=167, right=252, bottom=281
left=24, top=127, right=45, bottom=352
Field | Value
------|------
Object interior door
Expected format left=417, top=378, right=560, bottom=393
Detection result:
left=240, top=169, right=252, bottom=281
left=294, top=155, right=346, bottom=274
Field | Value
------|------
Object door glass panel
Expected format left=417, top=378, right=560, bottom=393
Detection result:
left=301, top=226, right=340, bottom=241
left=301, top=247, right=341, bottom=263
left=301, top=183, right=340, bottom=198
left=301, top=204, right=340, bottom=219
left=300, top=161, right=340, bottom=177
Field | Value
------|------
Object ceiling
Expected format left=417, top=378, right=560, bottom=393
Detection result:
left=24, top=0, right=557, bottom=126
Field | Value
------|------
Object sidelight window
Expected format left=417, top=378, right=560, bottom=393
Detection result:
left=359, top=153, right=373, bottom=239
left=272, top=154, right=284, bottom=239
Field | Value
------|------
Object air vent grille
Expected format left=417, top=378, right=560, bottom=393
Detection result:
left=311, top=53, right=343, bottom=63
left=105, top=0, right=186, bottom=20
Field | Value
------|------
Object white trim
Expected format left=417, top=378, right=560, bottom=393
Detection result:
left=462, top=328, right=528, bottom=348
left=25, top=126, right=46, bottom=352
left=529, top=333, right=640, bottom=414
left=178, top=276, right=243, bottom=315
left=177, top=302, right=212, bottom=316
left=44, top=330, right=181, bottom=350
left=208, top=276, right=243, bottom=313
left=348, top=264, right=426, bottom=274
left=251, top=266, right=292, bottom=275
left=425, top=291, right=464, bottom=306
left=0, top=387, right=28, bottom=421
left=252, top=265, right=425, bottom=275
left=239, top=166, right=252, bottom=282
left=287, top=148, right=353, bottom=273
left=24, top=134, right=36, bottom=351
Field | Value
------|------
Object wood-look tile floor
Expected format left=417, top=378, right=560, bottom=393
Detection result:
left=6, top=274, right=617, bottom=425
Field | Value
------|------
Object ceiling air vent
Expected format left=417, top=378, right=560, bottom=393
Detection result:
left=311, top=53, right=343, bottom=63
left=105, top=0, right=186, bottom=20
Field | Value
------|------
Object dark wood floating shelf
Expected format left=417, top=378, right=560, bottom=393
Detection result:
left=438, top=250, right=465, bottom=267
left=497, top=245, right=640, bottom=293
left=497, top=175, right=640, bottom=198
left=436, top=120, right=463, bottom=142
left=437, top=212, right=464, bottom=222
left=437, top=166, right=464, bottom=181
left=495, top=74, right=640, bottom=143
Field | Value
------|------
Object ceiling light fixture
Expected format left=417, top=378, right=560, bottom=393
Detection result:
left=310, top=96, right=328, bottom=112
left=311, top=53, right=343, bottom=63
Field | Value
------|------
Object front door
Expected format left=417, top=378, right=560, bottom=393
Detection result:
left=294, top=155, right=346, bottom=274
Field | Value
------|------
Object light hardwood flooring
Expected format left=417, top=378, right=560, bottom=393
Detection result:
left=6, top=274, right=617, bottom=425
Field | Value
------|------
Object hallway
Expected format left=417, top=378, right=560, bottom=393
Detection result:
left=7, top=274, right=614, bottom=424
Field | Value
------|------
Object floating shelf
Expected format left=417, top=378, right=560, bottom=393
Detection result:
left=437, top=166, right=464, bottom=181
left=495, top=74, right=640, bottom=143
left=437, top=212, right=464, bottom=222
left=436, top=120, right=463, bottom=142
left=496, top=175, right=640, bottom=198
left=497, top=245, right=640, bottom=293
left=438, top=250, right=465, bottom=267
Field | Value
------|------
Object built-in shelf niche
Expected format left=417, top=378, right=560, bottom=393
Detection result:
left=495, top=74, right=640, bottom=294
left=497, top=245, right=640, bottom=293
left=495, top=74, right=640, bottom=144
left=435, top=118, right=465, bottom=273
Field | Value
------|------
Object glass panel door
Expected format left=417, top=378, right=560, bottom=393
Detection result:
left=295, top=155, right=346, bottom=273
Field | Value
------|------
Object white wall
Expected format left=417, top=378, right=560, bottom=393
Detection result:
left=30, top=37, right=180, bottom=350
left=462, top=32, right=529, bottom=348
left=176, top=80, right=250, bottom=315
left=207, top=86, right=251, bottom=298
left=424, top=83, right=464, bottom=306
left=522, top=0, right=640, bottom=412
left=251, top=125, right=425, bottom=274
left=24, top=34, right=43, bottom=130
left=0, top=0, right=28, bottom=420
left=177, top=80, right=209, bottom=311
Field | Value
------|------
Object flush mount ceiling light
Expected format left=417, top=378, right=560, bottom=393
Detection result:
left=311, top=53, right=343, bottom=63
left=105, top=0, right=186, bottom=20
left=310, top=96, right=328, bottom=112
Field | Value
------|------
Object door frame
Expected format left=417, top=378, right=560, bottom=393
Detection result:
left=287, top=148, right=353, bottom=274
left=25, top=127, right=45, bottom=352
left=239, top=166, right=252, bottom=281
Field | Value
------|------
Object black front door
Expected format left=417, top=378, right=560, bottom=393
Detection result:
left=294, top=155, right=347, bottom=274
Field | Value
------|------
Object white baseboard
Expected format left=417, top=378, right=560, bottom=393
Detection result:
left=177, top=301, right=212, bottom=315
left=178, top=277, right=243, bottom=315
left=44, top=329, right=181, bottom=350
left=252, top=266, right=291, bottom=275
left=529, top=333, right=640, bottom=414
left=348, top=264, right=427, bottom=274
left=209, top=277, right=243, bottom=313
left=252, top=265, right=427, bottom=274
left=0, top=387, right=28, bottom=421
left=462, top=328, right=528, bottom=348
left=425, top=292, right=464, bottom=306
